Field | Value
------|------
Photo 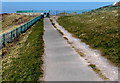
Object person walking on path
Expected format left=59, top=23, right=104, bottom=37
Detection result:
left=46, top=13, right=50, bottom=18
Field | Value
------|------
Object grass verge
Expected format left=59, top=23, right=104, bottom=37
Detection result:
left=2, top=19, right=44, bottom=81
left=88, top=64, right=108, bottom=80
left=50, top=18, right=64, bottom=35
left=57, top=11, right=119, bottom=66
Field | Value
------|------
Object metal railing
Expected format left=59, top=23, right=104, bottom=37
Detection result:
left=0, top=15, right=42, bottom=49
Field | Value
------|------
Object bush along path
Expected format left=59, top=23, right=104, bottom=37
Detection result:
left=2, top=19, right=44, bottom=81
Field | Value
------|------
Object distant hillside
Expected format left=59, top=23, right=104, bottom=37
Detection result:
left=113, top=1, right=120, bottom=6
left=88, top=4, right=119, bottom=13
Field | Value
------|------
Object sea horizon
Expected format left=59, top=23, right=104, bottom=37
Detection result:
left=2, top=2, right=114, bottom=13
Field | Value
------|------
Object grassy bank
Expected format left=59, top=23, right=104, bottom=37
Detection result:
left=0, top=14, right=35, bottom=34
left=2, top=19, right=44, bottom=81
left=57, top=11, right=119, bottom=66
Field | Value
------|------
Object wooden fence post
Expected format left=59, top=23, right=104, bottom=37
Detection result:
left=16, top=28, right=18, bottom=38
left=21, top=26, right=22, bottom=33
left=11, top=31, right=13, bottom=41
left=2, top=34, right=5, bottom=47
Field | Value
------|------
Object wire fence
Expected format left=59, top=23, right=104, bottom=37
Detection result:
left=49, top=10, right=88, bottom=16
left=0, top=15, right=42, bottom=49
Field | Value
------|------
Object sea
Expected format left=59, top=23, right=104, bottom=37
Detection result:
left=1, top=2, right=113, bottom=14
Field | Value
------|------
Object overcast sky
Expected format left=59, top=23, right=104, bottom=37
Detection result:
left=1, top=0, right=119, bottom=2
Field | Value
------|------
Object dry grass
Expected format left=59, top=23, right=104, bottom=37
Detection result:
left=88, top=64, right=109, bottom=80
left=0, top=14, right=35, bottom=34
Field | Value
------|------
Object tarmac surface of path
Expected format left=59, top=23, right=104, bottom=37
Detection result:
left=43, top=18, right=102, bottom=81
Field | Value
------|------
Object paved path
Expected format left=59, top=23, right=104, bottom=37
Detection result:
left=43, top=18, right=102, bottom=81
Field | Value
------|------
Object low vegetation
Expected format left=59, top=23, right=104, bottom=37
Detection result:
left=57, top=6, right=119, bottom=66
left=50, top=18, right=64, bottom=36
left=2, top=19, right=44, bottom=81
left=88, top=64, right=108, bottom=80
left=0, top=14, right=35, bottom=34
